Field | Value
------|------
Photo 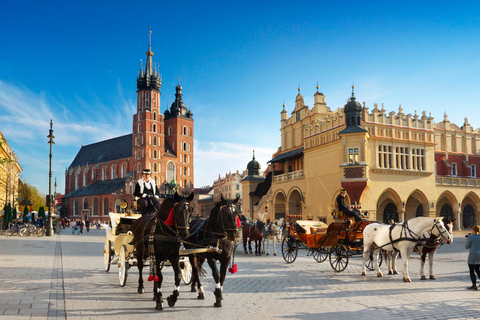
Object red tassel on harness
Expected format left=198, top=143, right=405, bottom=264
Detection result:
left=236, top=216, right=241, bottom=228
left=153, top=275, right=159, bottom=282
left=164, top=208, right=174, bottom=226
left=147, top=275, right=154, bottom=282
left=228, top=263, right=237, bottom=274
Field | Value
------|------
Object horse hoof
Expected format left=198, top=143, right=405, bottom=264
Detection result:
left=420, top=276, right=427, bottom=280
left=377, top=273, right=383, bottom=278
left=155, top=302, right=164, bottom=310
left=361, top=272, right=366, bottom=276
left=403, top=277, right=411, bottom=282
left=393, top=271, right=398, bottom=275
left=429, top=276, right=436, bottom=280
left=388, top=271, right=393, bottom=275
left=214, top=301, right=223, bottom=307
left=197, top=293, right=205, bottom=300
left=138, top=287, right=144, bottom=294
left=274, top=253, right=277, bottom=256
left=267, top=253, right=269, bottom=255
left=167, top=297, right=176, bottom=307
left=191, top=287, right=197, bottom=293
left=244, top=251, right=248, bottom=254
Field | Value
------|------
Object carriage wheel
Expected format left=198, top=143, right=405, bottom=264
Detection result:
left=104, top=239, right=112, bottom=272
left=329, top=244, right=349, bottom=272
left=19, top=228, right=28, bottom=237
left=118, top=245, right=128, bottom=287
left=365, top=248, right=383, bottom=271
left=180, top=258, right=193, bottom=285
left=312, top=247, right=329, bottom=263
left=281, top=235, right=298, bottom=263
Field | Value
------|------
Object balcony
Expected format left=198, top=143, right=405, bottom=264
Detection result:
left=436, top=176, right=480, bottom=187
left=273, top=170, right=304, bottom=183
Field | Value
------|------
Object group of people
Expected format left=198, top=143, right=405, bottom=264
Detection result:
left=70, top=219, right=91, bottom=235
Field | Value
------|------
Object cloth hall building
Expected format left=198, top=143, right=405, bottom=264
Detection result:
left=63, top=34, right=194, bottom=220
left=242, top=85, right=479, bottom=230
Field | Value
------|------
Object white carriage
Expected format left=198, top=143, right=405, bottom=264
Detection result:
left=103, top=208, right=193, bottom=287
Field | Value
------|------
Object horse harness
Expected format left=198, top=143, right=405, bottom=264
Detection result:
left=385, top=219, right=448, bottom=252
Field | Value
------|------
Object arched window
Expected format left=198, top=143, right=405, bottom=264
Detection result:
left=440, top=204, right=453, bottom=221
left=184, top=179, right=187, bottom=188
left=153, top=112, right=157, bottom=121
left=145, top=92, right=149, bottom=108
left=83, top=170, right=85, bottom=187
left=137, top=162, right=141, bottom=174
left=103, top=198, right=109, bottom=215
left=183, top=126, right=187, bottom=135
left=153, top=124, right=156, bottom=133
left=153, top=150, right=157, bottom=159
left=93, top=198, right=98, bottom=216
left=168, top=127, right=172, bottom=135
left=74, top=200, right=79, bottom=216
left=111, top=166, right=114, bottom=179
left=121, top=164, right=125, bottom=177
left=153, top=136, right=157, bottom=146
left=91, top=168, right=95, bottom=180
left=184, top=154, right=187, bottom=163
left=83, top=198, right=88, bottom=210
left=166, top=161, right=175, bottom=183
left=154, top=163, right=157, bottom=173
left=184, top=167, right=187, bottom=176
left=102, top=168, right=105, bottom=180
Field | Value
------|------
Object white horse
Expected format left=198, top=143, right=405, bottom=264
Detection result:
left=361, top=217, right=452, bottom=282
left=384, top=217, right=455, bottom=280
left=262, top=218, right=284, bottom=256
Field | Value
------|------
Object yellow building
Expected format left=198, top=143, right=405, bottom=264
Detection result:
left=252, top=85, right=479, bottom=230
left=0, top=132, right=22, bottom=212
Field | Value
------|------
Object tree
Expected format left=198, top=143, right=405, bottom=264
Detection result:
left=18, top=181, right=45, bottom=211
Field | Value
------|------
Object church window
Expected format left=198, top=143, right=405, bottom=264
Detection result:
left=102, top=168, right=105, bottom=180
left=153, top=112, right=157, bottom=121
left=183, top=126, right=187, bottom=135
left=111, top=166, right=114, bottom=179
left=145, top=92, right=149, bottom=108
left=138, top=123, right=141, bottom=133
left=75, top=174, right=78, bottom=190
left=121, top=164, right=125, bottom=177
left=166, top=161, right=175, bottom=183
left=153, top=136, right=157, bottom=146
left=93, top=198, right=98, bottom=216
left=83, top=198, right=88, bottom=210
left=154, top=163, right=157, bottom=173
left=153, top=124, right=156, bottom=133
left=153, top=150, right=157, bottom=159
left=83, top=170, right=85, bottom=187
left=103, top=198, right=109, bottom=216
left=168, top=127, right=172, bottom=135
left=471, top=165, right=476, bottom=178
left=91, top=169, right=95, bottom=180
left=184, top=179, right=187, bottom=188
left=74, top=200, right=79, bottom=216
left=184, top=154, right=187, bottom=163
left=451, top=163, right=457, bottom=177
left=184, top=167, right=187, bottom=176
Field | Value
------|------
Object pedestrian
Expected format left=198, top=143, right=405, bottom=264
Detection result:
left=71, top=220, right=76, bottom=234
left=79, top=220, right=84, bottom=235
left=76, top=220, right=81, bottom=235
left=465, top=225, right=480, bottom=290
left=85, top=219, right=90, bottom=232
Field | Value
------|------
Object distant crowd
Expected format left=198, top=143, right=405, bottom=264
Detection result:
left=60, top=218, right=102, bottom=235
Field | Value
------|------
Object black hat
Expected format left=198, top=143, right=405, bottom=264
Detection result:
left=340, top=189, right=346, bottom=194
left=142, top=169, right=151, bottom=174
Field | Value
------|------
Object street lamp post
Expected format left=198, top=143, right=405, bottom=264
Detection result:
left=54, top=177, right=57, bottom=216
left=46, top=120, right=55, bottom=236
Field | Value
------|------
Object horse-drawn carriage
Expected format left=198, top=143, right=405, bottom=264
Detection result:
left=103, top=202, right=193, bottom=287
left=282, top=215, right=382, bottom=272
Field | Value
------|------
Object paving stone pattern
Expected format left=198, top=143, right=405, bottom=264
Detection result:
left=0, top=228, right=479, bottom=320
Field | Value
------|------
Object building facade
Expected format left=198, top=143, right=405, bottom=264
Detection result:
left=0, top=131, right=22, bottom=212
left=63, top=32, right=194, bottom=221
left=257, top=85, right=479, bottom=230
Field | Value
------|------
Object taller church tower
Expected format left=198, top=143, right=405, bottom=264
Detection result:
left=133, top=30, right=163, bottom=183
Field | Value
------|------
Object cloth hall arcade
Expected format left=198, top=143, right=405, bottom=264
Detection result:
left=246, top=85, right=480, bottom=230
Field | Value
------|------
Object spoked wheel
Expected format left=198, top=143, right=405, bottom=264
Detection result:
left=180, top=258, right=193, bottom=285
left=329, top=243, right=349, bottom=272
left=365, top=247, right=383, bottom=271
left=312, top=247, right=329, bottom=263
left=281, top=235, right=298, bottom=263
left=104, top=239, right=112, bottom=272
left=118, top=245, right=128, bottom=287
left=36, top=228, right=46, bottom=237
left=20, top=228, right=28, bottom=237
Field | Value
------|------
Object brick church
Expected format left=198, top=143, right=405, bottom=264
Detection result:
left=62, top=32, right=194, bottom=221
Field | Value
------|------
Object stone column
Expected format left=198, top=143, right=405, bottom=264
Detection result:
left=455, top=210, right=462, bottom=230
left=398, top=210, right=405, bottom=223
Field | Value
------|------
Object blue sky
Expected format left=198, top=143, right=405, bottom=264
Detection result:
left=1, top=1, right=480, bottom=195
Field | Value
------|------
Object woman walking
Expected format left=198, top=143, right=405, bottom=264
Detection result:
left=465, top=225, right=480, bottom=290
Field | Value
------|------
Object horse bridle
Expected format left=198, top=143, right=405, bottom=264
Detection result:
left=215, top=203, right=238, bottom=237
left=429, top=220, right=451, bottom=240
left=172, top=201, right=192, bottom=232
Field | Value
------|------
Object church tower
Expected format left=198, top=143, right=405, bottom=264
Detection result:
left=164, top=80, right=194, bottom=190
left=133, top=30, right=163, bottom=184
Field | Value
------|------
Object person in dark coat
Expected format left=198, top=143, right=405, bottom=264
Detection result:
left=134, top=169, right=160, bottom=216
left=336, top=189, right=363, bottom=223
left=465, top=225, right=480, bottom=290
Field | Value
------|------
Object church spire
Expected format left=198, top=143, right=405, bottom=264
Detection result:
left=145, top=29, right=154, bottom=77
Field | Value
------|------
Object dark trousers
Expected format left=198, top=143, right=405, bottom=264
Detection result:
left=344, top=209, right=362, bottom=223
left=469, top=264, right=480, bottom=286
left=137, top=198, right=160, bottom=216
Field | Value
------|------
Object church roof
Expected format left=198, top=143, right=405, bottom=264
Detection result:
left=63, top=176, right=130, bottom=198
left=68, top=134, right=132, bottom=169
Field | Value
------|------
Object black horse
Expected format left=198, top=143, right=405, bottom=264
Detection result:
left=243, top=220, right=265, bottom=255
left=185, top=194, right=239, bottom=307
left=131, top=192, right=194, bottom=310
